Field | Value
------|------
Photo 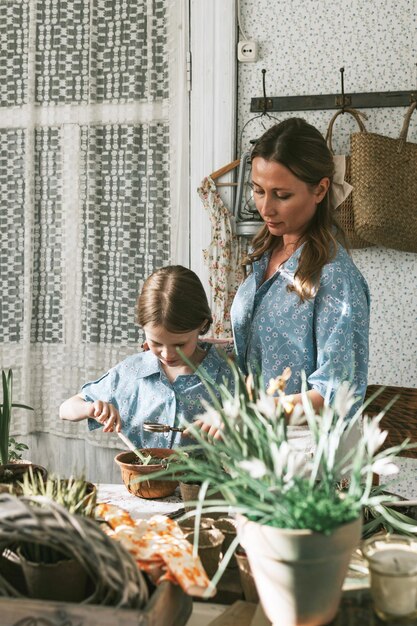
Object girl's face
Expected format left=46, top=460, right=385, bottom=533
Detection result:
left=143, top=324, right=202, bottom=368
left=251, top=157, right=329, bottom=241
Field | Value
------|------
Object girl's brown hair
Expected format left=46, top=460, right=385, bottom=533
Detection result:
left=247, top=117, right=347, bottom=300
left=136, top=265, right=212, bottom=334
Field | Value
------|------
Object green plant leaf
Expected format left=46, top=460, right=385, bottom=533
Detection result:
left=0, top=368, right=33, bottom=464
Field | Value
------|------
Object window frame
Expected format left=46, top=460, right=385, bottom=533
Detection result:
left=189, top=0, right=237, bottom=298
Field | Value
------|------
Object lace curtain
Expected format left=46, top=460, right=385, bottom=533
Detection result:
left=0, top=0, right=181, bottom=449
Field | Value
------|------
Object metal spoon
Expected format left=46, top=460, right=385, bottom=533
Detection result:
left=143, top=422, right=185, bottom=433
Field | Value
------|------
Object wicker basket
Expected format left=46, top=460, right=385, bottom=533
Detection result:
left=325, top=107, right=373, bottom=249
left=350, top=101, right=417, bottom=253
left=0, top=493, right=148, bottom=608
left=365, top=386, right=417, bottom=459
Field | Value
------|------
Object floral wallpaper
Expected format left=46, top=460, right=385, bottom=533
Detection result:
left=237, top=0, right=417, bottom=388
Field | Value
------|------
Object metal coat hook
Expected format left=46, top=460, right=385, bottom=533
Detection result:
left=336, top=67, right=352, bottom=111
left=340, top=67, right=345, bottom=112
left=238, top=68, right=279, bottom=154
left=261, top=68, right=268, bottom=114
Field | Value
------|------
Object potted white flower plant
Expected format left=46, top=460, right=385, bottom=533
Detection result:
left=154, top=359, right=415, bottom=626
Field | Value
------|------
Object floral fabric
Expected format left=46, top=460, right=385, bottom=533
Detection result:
left=96, top=503, right=214, bottom=597
left=83, top=343, right=234, bottom=448
left=198, top=176, right=249, bottom=338
left=231, top=244, right=370, bottom=417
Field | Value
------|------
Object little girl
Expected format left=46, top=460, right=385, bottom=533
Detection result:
left=59, top=266, right=232, bottom=448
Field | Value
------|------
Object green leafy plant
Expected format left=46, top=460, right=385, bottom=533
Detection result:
left=0, top=369, right=33, bottom=465
left=8, top=437, right=29, bottom=462
left=362, top=493, right=417, bottom=538
left=18, top=468, right=97, bottom=564
left=152, top=358, right=417, bottom=536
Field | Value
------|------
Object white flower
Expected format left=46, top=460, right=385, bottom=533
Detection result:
left=270, top=441, right=310, bottom=482
left=371, top=457, right=399, bottom=476
left=197, top=401, right=223, bottom=429
left=222, top=399, right=240, bottom=420
left=288, top=404, right=306, bottom=426
left=334, top=381, right=357, bottom=421
left=285, top=449, right=311, bottom=482
left=238, top=459, right=268, bottom=479
left=362, top=415, right=388, bottom=456
left=255, top=390, right=277, bottom=420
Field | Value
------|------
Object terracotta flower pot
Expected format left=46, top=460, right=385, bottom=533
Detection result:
left=179, top=481, right=201, bottom=512
left=179, top=516, right=215, bottom=533
left=186, top=528, right=225, bottom=579
left=0, top=463, right=48, bottom=495
left=115, top=449, right=178, bottom=499
left=18, top=551, right=89, bottom=602
left=235, top=548, right=259, bottom=603
left=213, top=517, right=238, bottom=568
left=237, top=515, right=362, bottom=626
left=0, top=549, right=28, bottom=595
left=179, top=480, right=226, bottom=518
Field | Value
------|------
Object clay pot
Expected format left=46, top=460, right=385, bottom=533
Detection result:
left=179, top=481, right=226, bottom=518
left=179, top=517, right=215, bottom=533
left=213, top=517, right=238, bottom=568
left=179, top=481, right=201, bottom=511
left=186, top=528, right=225, bottom=579
left=0, top=549, right=28, bottom=595
left=0, top=463, right=48, bottom=495
left=237, top=515, right=362, bottom=626
left=18, top=550, right=88, bottom=602
left=115, top=449, right=178, bottom=499
left=235, top=548, right=259, bottom=603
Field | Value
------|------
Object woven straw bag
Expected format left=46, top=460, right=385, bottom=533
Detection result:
left=351, top=100, right=417, bottom=252
left=325, top=107, right=372, bottom=249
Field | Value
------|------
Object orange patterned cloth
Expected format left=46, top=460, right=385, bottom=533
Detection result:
left=95, top=503, right=215, bottom=597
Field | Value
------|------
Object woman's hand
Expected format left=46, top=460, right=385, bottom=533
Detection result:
left=87, top=400, right=121, bottom=433
left=183, top=419, right=223, bottom=442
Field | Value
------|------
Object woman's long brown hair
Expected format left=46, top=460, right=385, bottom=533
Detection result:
left=245, top=118, right=348, bottom=300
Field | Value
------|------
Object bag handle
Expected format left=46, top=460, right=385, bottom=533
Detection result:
left=398, top=100, right=417, bottom=153
left=325, top=107, right=368, bottom=154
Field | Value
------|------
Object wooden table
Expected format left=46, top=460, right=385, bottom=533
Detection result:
left=96, top=485, right=404, bottom=626
left=96, top=483, right=185, bottom=520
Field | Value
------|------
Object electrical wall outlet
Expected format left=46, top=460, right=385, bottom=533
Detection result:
left=237, top=40, right=258, bottom=63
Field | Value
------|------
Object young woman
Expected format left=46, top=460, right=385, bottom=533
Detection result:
left=60, top=266, right=232, bottom=447
left=231, top=118, right=370, bottom=426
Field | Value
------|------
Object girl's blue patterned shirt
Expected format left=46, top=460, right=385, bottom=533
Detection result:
left=82, top=343, right=232, bottom=449
left=231, top=244, right=370, bottom=414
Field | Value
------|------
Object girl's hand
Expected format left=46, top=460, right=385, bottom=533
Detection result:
left=87, top=400, right=121, bottom=433
left=184, top=419, right=223, bottom=442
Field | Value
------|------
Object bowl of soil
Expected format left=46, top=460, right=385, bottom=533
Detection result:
left=115, top=448, right=179, bottom=499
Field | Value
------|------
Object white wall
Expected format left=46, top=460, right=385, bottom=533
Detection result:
left=236, top=0, right=417, bottom=387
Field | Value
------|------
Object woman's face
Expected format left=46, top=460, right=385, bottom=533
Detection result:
left=251, top=157, right=329, bottom=240
left=143, top=324, right=201, bottom=368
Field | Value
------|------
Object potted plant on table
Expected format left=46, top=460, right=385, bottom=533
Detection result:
left=0, top=369, right=47, bottom=492
left=115, top=432, right=179, bottom=499
left=11, top=471, right=97, bottom=602
left=155, top=360, right=415, bottom=626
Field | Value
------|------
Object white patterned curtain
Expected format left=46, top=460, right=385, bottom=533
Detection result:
left=0, top=0, right=183, bottom=449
